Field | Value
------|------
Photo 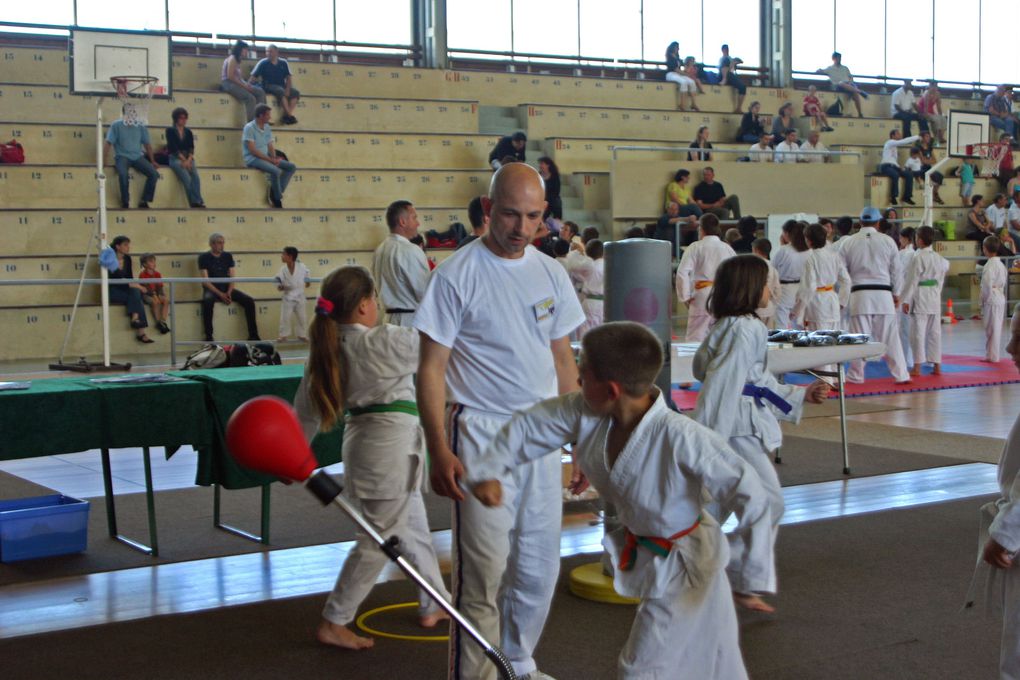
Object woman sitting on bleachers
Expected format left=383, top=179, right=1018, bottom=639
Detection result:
left=771, top=102, right=794, bottom=146
left=220, top=40, right=265, bottom=123
left=736, top=101, right=765, bottom=143
left=664, top=42, right=698, bottom=112
left=165, top=107, right=206, bottom=208
left=538, top=156, right=562, bottom=220
left=100, top=235, right=153, bottom=344
left=967, top=195, right=994, bottom=241
left=688, top=126, right=713, bottom=161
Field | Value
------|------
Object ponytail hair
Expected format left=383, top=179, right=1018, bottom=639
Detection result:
left=306, top=265, right=375, bottom=431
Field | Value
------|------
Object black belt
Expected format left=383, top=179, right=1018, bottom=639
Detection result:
left=780, top=279, right=800, bottom=284
left=386, top=308, right=416, bottom=314
left=850, top=284, right=893, bottom=293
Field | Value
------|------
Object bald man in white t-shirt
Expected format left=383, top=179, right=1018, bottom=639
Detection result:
left=415, top=164, right=585, bottom=680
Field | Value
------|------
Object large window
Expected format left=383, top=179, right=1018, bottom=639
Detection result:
left=77, top=0, right=166, bottom=31
left=447, top=0, right=512, bottom=55
left=702, top=0, right=759, bottom=70
left=168, top=0, right=251, bottom=37
left=254, top=0, right=333, bottom=42
left=791, top=0, right=834, bottom=74
left=579, top=0, right=641, bottom=62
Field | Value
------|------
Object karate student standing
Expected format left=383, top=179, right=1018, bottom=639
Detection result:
left=752, top=238, right=782, bottom=328
left=793, top=223, right=851, bottom=331
left=675, top=213, right=736, bottom=341
left=838, top=207, right=912, bottom=383
left=293, top=265, right=450, bottom=651
left=899, top=226, right=949, bottom=375
left=771, top=220, right=810, bottom=329
left=982, top=235, right=1008, bottom=362
left=468, top=322, right=773, bottom=680
left=694, top=255, right=830, bottom=613
left=978, top=303, right=1020, bottom=680
left=276, top=246, right=310, bottom=342
left=571, top=239, right=605, bottom=337
left=896, top=227, right=917, bottom=368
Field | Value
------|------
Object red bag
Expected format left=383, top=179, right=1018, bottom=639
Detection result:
left=0, top=140, right=24, bottom=164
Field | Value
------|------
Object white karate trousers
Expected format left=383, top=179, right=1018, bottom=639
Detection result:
left=986, top=295, right=1006, bottom=362
left=847, top=313, right=910, bottom=383
left=910, top=313, right=942, bottom=365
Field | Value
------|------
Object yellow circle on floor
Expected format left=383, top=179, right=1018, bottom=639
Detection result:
left=355, top=602, right=449, bottom=642
left=568, top=562, right=639, bottom=605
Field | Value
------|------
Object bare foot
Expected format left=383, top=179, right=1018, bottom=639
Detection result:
left=298, top=336, right=309, bottom=342
left=317, top=620, right=375, bottom=650
left=932, top=364, right=942, bottom=375
left=419, top=610, right=450, bottom=628
left=734, top=592, right=776, bottom=613
left=909, top=368, right=921, bottom=377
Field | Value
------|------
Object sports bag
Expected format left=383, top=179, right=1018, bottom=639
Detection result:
left=0, top=140, right=25, bottom=164
left=181, top=344, right=228, bottom=370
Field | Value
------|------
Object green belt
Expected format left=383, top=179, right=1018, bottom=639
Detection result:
left=347, top=400, right=419, bottom=417
left=918, top=279, right=939, bottom=287
left=585, top=293, right=604, bottom=300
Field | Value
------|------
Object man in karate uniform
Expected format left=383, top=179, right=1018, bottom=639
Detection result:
left=468, top=322, right=772, bottom=679
left=415, top=164, right=584, bottom=680
left=838, top=206, right=911, bottom=383
left=675, top=214, right=736, bottom=341
left=899, top=226, right=949, bottom=375
left=373, top=199, right=430, bottom=327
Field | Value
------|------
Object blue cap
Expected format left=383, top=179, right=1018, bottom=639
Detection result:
left=859, top=206, right=882, bottom=223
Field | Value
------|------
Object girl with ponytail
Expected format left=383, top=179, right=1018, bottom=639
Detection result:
left=293, top=265, right=450, bottom=650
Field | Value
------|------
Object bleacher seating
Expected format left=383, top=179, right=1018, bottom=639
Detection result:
left=0, top=41, right=1000, bottom=363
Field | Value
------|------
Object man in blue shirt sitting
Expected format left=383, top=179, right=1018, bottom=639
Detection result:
left=104, top=107, right=160, bottom=208
left=243, top=104, right=297, bottom=208
left=249, top=44, right=300, bottom=125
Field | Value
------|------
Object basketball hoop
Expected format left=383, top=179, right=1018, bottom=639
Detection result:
left=110, top=75, right=160, bottom=126
left=967, top=142, right=1008, bottom=177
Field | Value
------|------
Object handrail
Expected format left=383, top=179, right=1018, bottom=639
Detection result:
left=792, top=69, right=1002, bottom=95
left=610, top=145, right=863, bottom=161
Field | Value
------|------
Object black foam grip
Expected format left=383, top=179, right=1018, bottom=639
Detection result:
left=485, top=647, right=518, bottom=680
left=306, top=470, right=342, bottom=505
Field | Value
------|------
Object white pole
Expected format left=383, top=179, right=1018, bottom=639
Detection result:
left=920, top=155, right=951, bottom=228
left=97, top=98, right=111, bottom=367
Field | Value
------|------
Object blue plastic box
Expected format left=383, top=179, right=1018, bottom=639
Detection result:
left=0, top=495, right=90, bottom=562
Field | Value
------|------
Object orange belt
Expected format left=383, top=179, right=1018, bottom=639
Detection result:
left=816, top=285, right=834, bottom=292
left=618, top=516, right=702, bottom=571
left=694, top=280, right=714, bottom=290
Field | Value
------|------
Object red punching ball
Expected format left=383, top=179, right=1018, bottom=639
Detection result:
left=226, top=396, right=318, bottom=482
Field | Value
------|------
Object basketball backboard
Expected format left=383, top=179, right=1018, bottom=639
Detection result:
left=70, top=28, right=172, bottom=99
left=948, top=109, right=990, bottom=158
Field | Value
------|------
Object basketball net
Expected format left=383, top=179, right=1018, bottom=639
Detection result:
left=968, top=142, right=1008, bottom=177
left=111, top=76, right=159, bottom=126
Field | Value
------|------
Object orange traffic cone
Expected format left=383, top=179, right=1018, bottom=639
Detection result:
left=946, top=298, right=959, bottom=324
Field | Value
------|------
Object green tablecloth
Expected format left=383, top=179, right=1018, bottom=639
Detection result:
left=170, top=365, right=343, bottom=489
left=0, top=379, right=104, bottom=459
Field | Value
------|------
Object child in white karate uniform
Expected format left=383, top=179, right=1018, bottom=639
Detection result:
left=467, top=322, right=773, bottom=680
left=793, top=223, right=851, bottom=330
left=896, top=227, right=917, bottom=368
left=675, top=214, right=736, bottom=341
left=979, top=303, right=1020, bottom=680
left=694, top=255, right=830, bottom=613
left=572, top=239, right=605, bottom=337
left=899, top=226, right=949, bottom=376
left=752, top=238, right=782, bottom=328
left=983, top=236, right=1008, bottom=362
left=293, top=265, right=450, bottom=650
left=771, top=220, right=810, bottom=329
left=276, top=246, right=310, bottom=342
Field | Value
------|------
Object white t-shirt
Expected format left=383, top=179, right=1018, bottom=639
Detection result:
left=413, top=239, right=585, bottom=415
left=890, top=87, right=916, bottom=116
left=988, top=204, right=1009, bottom=230
left=774, top=140, right=801, bottom=164
left=1007, top=202, right=1020, bottom=228
left=904, top=156, right=922, bottom=173
left=800, top=140, right=828, bottom=163
left=748, top=143, right=773, bottom=162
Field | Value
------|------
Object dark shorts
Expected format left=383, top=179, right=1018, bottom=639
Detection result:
left=263, top=84, right=300, bottom=101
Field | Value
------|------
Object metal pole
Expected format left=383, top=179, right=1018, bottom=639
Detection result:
left=97, top=100, right=111, bottom=367
left=839, top=362, right=850, bottom=474
left=169, top=281, right=177, bottom=367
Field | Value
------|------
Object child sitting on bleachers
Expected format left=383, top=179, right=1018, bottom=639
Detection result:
left=802, top=85, right=834, bottom=132
left=138, top=253, right=170, bottom=334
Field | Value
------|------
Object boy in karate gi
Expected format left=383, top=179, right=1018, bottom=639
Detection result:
left=752, top=238, right=782, bottom=328
left=276, top=246, right=310, bottom=342
left=793, top=223, right=851, bottom=331
left=899, top=226, right=949, bottom=376
left=983, top=235, right=1008, bottom=363
left=468, top=322, right=772, bottom=680
left=675, top=213, right=736, bottom=341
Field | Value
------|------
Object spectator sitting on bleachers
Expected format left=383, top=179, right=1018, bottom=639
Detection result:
left=663, top=169, right=703, bottom=218
left=166, top=107, right=206, bottom=208
left=488, top=131, right=527, bottom=170
left=693, top=167, right=741, bottom=219
left=985, top=85, right=1017, bottom=139
left=538, top=156, right=562, bottom=220
left=801, top=130, right=828, bottom=163
left=249, top=44, right=300, bottom=126
left=967, top=195, right=995, bottom=241
left=916, top=131, right=945, bottom=204
left=104, top=108, right=160, bottom=210
left=890, top=79, right=926, bottom=138
left=683, top=56, right=706, bottom=96
left=774, top=129, right=802, bottom=164
left=880, top=129, right=920, bottom=205
left=199, top=232, right=260, bottom=342
left=987, top=193, right=1010, bottom=242
left=665, top=42, right=699, bottom=111
left=138, top=253, right=170, bottom=334
left=998, top=134, right=1016, bottom=192
left=737, top=101, right=765, bottom=143
left=748, top=132, right=773, bottom=162
left=771, top=102, right=794, bottom=146
left=718, top=44, right=747, bottom=113
left=458, top=196, right=488, bottom=250
left=802, top=85, right=834, bottom=132
left=917, top=83, right=946, bottom=144
left=243, top=104, right=297, bottom=209
left=624, top=225, right=646, bottom=239
left=687, top=126, right=713, bottom=161
left=100, top=235, right=152, bottom=343
left=1005, top=168, right=1020, bottom=199
left=220, top=40, right=265, bottom=123
left=817, top=51, right=867, bottom=117
left=656, top=201, right=697, bottom=248
left=1007, top=193, right=1020, bottom=252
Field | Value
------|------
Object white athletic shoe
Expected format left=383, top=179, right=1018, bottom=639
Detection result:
left=520, top=672, right=558, bottom=680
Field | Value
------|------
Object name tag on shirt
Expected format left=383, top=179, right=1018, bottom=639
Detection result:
left=533, top=297, right=556, bottom=322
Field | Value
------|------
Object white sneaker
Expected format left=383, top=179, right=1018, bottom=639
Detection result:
left=520, top=672, right=558, bottom=680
